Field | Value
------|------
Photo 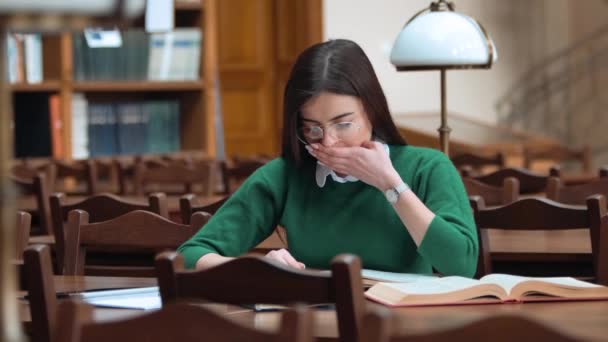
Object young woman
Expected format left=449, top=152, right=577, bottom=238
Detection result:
left=178, top=39, right=478, bottom=277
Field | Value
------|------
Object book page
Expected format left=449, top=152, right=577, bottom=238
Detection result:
left=479, top=274, right=528, bottom=294
left=361, top=269, right=438, bottom=283
left=481, top=274, right=604, bottom=295
left=382, top=276, right=481, bottom=295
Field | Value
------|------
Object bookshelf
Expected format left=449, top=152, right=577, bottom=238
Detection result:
left=9, top=0, right=219, bottom=160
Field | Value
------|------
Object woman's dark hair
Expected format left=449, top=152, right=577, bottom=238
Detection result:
left=282, top=39, right=406, bottom=165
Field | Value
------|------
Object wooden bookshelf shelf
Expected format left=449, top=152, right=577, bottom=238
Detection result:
left=175, top=1, right=202, bottom=11
left=9, top=81, right=61, bottom=92
left=73, top=80, right=204, bottom=92
left=10, top=0, right=219, bottom=160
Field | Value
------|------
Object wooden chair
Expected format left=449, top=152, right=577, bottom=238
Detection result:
left=600, top=166, right=608, bottom=178
left=547, top=177, right=608, bottom=206
left=524, top=144, right=591, bottom=174
left=64, top=210, right=211, bottom=277
left=221, top=157, right=267, bottom=194
left=463, top=167, right=559, bottom=194
left=179, top=194, right=229, bottom=224
left=451, top=151, right=505, bottom=174
left=11, top=159, right=56, bottom=189
left=155, top=252, right=365, bottom=342
left=92, top=157, right=122, bottom=193
left=470, top=195, right=608, bottom=285
left=134, top=159, right=215, bottom=196
left=52, top=159, right=98, bottom=195
left=12, top=173, right=52, bottom=235
left=23, top=244, right=57, bottom=342
left=462, top=177, right=519, bottom=206
left=15, top=211, right=32, bottom=260
left=360, top=307, right=577, bottom=342
left=54, top=300, right=313, bottom=342
left=50, top=192, right=170, bottom=274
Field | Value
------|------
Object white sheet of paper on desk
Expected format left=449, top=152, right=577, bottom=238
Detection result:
left=361, top=269, right=438, bottom=283
left=80, top=286, right=161, bottom=310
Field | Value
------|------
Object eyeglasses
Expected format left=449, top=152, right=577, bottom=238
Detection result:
left=297, top=121, right=361, bottom=144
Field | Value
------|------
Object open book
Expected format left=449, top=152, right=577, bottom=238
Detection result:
left=365, top=274, right=608, bottom=307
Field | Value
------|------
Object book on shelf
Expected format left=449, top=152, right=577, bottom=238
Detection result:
left=71, top=93, right=89, bottom=159
left=148, top=28, right=201, bottom=81
left=78, top=98, right=180, bottom=157
left=48, top=94, right=64, bottom=159
left=365, top=273, right=608, bottom=307
left=6, top=33, right=43, bottom=84
left=13, top=93, right=52, bottom=157
left=23, top=34, right=43, bottom=83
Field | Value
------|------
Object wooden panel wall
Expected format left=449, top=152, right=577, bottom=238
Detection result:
left=219, top=0, right=322, bottom=157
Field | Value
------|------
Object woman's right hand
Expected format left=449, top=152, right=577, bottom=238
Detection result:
left=265, top=249, right=306, bottom=270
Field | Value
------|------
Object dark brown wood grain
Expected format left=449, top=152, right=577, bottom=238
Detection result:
left=155, top=252, right=365, bottom=342
left=63, top=210, right=210, bottom=277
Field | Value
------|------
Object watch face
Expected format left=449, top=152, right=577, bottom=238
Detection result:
left=386, top=189, right=397, bottom=203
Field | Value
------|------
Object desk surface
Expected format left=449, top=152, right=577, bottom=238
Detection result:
left=19, top=276, right=608, bottom=341
left=28, top=225, right=591, bottom=262
left=229, top=301, right=608, bottom=341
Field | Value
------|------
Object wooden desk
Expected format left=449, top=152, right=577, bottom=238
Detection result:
left=230, top=301, right=608, bottom=341
left=20, top=276, right=608, bottom=341
left=19, top=276, right=157, bottom=322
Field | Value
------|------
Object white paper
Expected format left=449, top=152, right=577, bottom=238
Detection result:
left=145, top=0, right=174, bottom=33
left=84, top=28, right=122, bottom=48
left=79, top=286, right=161, bottom=310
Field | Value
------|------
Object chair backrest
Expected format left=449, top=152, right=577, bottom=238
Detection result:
left=64, top=210, right=211, bottom=277
left=12, top=173, right=52, bottom=235
left=15, top=211, right=32, bottom=260
left=50, top=192, right=170, bottom=274
left=451, top=151, right=505, bottom=170
left=23, top=244, right=57, bottom=342
left=524, top=144, right=591, bottom=174
left=466, top=167, right=557, bottom=194
left=546, top=176, right=608, bottom=206
left=462, top=177, right=518, bottom=206
left=54, top=300, right=313, bottom=342
left=600, top=166, right=608, bottom=178
left=470, top=195, right=608, bottom=284
left=92, top=157, right=122, bottom=193
left=155, top=252, right=365, bottom=342
left=221, top=158, right=267, bottom=194
left=360, top=307, right=577, bottom=342
left=53, top=159, right=98, bottom=195
left=12, top=160, right=56, bottom=188
left=179, top=194, right=229, bottom=224
left=134, top=159, right=215, bottom=196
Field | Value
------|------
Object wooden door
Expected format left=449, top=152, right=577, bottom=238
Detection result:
left=218, top=0, right=322, bottom=157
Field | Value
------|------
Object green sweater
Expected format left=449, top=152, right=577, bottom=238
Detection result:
left=178, top=145, right=478, bottom=277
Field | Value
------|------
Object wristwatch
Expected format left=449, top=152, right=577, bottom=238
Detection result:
left=385, top=182, right=410, bottom=204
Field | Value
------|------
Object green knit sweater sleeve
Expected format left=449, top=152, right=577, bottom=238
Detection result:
left=414, top=151, right=478, bottom=277
left=177, top=159, right=288, bottom=268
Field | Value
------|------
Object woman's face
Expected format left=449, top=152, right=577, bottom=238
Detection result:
left=298, top=92, right=373, bottom=147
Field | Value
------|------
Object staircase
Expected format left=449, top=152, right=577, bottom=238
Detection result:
left=496, top=24, right=608, bottom=168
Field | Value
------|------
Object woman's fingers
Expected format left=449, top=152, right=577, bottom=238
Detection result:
left=278, top=249, right=306, bottom=269
left=265, top=249, right=305, bottom=269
